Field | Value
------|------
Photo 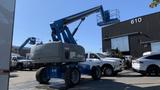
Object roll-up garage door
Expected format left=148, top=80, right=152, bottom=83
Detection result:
left=111, top=36, right=129, bottom=52
left=151, top=42, right=160, bottom=52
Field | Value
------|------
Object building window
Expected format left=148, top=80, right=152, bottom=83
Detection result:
left=151, top=42, right=160, bottom=52
left=111, top=36, right=129, bottom=52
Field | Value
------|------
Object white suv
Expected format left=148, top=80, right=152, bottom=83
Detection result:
left=132, top=52, right=160, bottom=76
left=79, top=53, right=123, bottom=76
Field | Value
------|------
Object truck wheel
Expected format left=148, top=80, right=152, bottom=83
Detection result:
left=29, top=63, right=33, bottom=71
left=16, top=63, right=23, bottom=70
left=36, top=67, right=50, bottom=84
left=146, top=65, right=160, bottom=76
left=10, top=67, right=14, bottom=71
left=91, top=66, right=101, bottom=80
left=140, top=72, right=146, bottom=76
left=103, top=66, right=113, bottom=76
left=64, top=67, right=80, bottom=88
left=113, top=71, right=118, bottom=76
left=29, top=67, right=33, bottom=71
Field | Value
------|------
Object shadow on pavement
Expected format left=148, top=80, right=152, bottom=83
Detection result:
left=68, top=77, right=160, bottom=90
left=40, top=77, right=160, bottom=90
left=116, top=74, right=143, bottom=77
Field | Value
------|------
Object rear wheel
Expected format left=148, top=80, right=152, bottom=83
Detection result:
left=146, top=65, right=160, bottom=76
left=140, top=72, right=146, bottom=76
left=29, top=63, right=33, bottom=71
left=10, top=67, right=14, bottom=71
left=16, top=63, right=23, bottom=70
left=29, top=67, right=33, bottom=71
left=113, top=71, right=118, bottom=76
left=91, top=66, right=101, bottom=80
left=103, top=66, right=113, bottom=76
left=36, top=67, right=50, bottom=84
left=64, top=67, right=81, bottom=88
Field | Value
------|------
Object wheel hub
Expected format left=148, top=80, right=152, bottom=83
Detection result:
left=105, top=68, right=112, bottom=75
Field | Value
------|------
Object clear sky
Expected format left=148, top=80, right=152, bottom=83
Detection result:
left=13, top=0, right=160, bottom=52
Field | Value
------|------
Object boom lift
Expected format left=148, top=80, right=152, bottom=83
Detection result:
left=30, top=5, right=119, bottom=88
left=18, top=37, right=36, bottom=56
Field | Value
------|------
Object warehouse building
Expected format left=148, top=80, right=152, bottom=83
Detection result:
left=102, top=12, right=160, bottom=58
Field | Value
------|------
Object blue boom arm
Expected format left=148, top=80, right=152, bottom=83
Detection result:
left=18, top=37, right=36, bottom=54
left=50, top=5, right=113, bottom=44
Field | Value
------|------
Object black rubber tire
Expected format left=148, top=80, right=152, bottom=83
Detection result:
left=29, top=62, right=33, bottom=71
left=10, top=67, right=14, bottom=71
left=103, top=66, right=113, bottom=76
left=36, top=67, right=50, bottom=84
left=146, top=65, right=160, bottom=76
left=16, top=63, right=23, bottom=70
left=140, top=72, right=146, bottom=76
left=91, top=66, right=101, bottom=80
left=29, top=63, right=33, bottom=71
left=64, top=67, right=81, bottom=88
left=29, top=67, right=33, bottom=71
left=113, top=71, right=118, bottom=76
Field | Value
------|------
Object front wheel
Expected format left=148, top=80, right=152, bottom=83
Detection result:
left=64, top=67, right=81, bottom=88
left=16, top=63, right=23, bottom=70
left=91, top=66, right=101, bottom=80
left=29, top=67, right=33, bottom=71
left=146, top=66, right=160, bottom=76
left=103, top=66, right=113, bottom=76
left=36, top=67, right=50, bottom=84
left=28, top=62, right=33, bottom=71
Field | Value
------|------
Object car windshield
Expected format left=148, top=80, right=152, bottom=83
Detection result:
left=96, top=53, right=107, bottom=58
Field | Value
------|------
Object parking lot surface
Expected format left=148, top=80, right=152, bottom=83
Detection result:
left=9, top=70, right=160, bottom=90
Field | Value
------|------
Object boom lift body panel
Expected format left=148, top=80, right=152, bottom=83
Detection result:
left=31, top=42, right=85, bottom=63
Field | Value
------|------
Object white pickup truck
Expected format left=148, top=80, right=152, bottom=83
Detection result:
left=79, top=52, right=123, bottom=76
left=11, top=56, right=34, bottom=71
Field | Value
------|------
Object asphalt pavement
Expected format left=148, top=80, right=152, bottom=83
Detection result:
left=9, top=70, right=160, bottom=90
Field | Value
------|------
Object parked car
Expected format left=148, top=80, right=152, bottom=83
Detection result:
left=11, top=56, right=34, bottom=70
left=16, top=59, right=34, bottom=70
left=79, top=52, right=123, bottom=76
left=132, top=52, right=160, bottom=76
